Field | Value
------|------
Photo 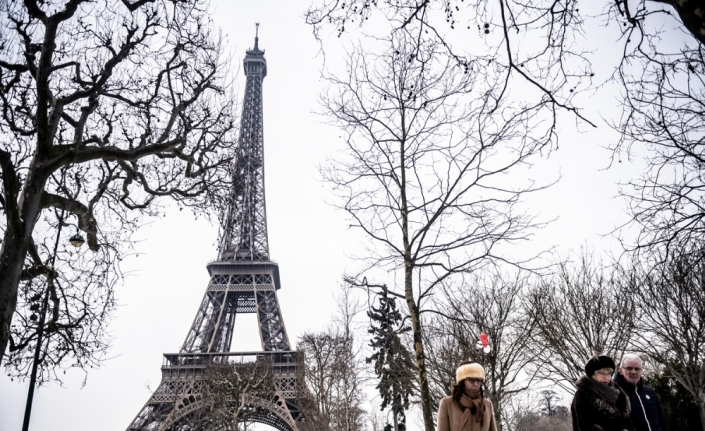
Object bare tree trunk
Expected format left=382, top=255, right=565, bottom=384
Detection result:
left=399, top=127, right=434, bottom=431
left=405, top=265, right=433, bottom=431
left=0, top=241, right=28, bottom=363
left=0, top=174, right=44, bottom=364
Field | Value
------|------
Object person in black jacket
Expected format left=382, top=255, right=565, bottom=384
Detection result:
left=571, top=355, right=635, bottom=431
left=614, top=354, right=668, bottom=431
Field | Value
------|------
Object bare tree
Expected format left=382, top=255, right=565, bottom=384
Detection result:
left=0, top=0, right=238, bottom=367
left=306, top=0, right=595, bottom=125
left=605, top=1, right=705, bottom=257
left=304, top=0, right=705, bottom=266
left=525, top=254, right=637, bottom=392
left=503, top=388, right=570, bottom=431
left=537, top=390, right=561, bottom=417
left=318, top=26, right=558, bottom=431
left=164, top=359, right=273, bottom=430
left=422, top=319, right=465, bottom=409
left=299, top=328, right=367, bottom=431
left=305, top=0, right=704, bottom=52
left=425, top=270, right=540, bottom=431
left=630, top=244, right=705, bottom=431
left=299, top=287, right=367, bottom=431
left=200, top=360, right=274, bottom=430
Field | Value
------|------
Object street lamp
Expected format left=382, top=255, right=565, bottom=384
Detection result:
left=22, top=215, right=85, bottom=431
left=69, top=232, right=85, bottom=248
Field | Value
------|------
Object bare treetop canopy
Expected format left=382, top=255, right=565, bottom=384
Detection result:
left=0, top=0, right=239, bottom=375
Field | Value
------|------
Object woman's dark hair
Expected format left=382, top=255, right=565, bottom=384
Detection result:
left=451, top=379, right=484, bottom=404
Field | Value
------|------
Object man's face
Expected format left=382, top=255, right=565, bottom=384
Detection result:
left=620, top=358, right=643, bottom=385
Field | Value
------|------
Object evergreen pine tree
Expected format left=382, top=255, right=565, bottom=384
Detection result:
left=367, top=286, right=417, bottom=431
left=644, top=364, right=703, bottom=431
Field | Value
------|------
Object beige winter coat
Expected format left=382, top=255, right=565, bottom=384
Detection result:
left=436, top=395, right=498, bottom=431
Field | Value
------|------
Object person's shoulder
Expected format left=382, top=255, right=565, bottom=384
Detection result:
left=575, top=375, right=592, bottom=391
left=613, top=372, right=628, bottom=387
left=640, top=382, right=660, bottom=398
left=483, top=398, right=494, bottom=409
left=573, top=376, right=597, bottom=402
left=439, top=396, right=453, bottom=407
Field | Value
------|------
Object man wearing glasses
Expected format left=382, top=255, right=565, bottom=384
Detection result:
left=614, top=354, right=668, bottom=431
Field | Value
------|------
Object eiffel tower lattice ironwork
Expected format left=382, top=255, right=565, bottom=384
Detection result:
left=127, top=28, right=307, bottom=431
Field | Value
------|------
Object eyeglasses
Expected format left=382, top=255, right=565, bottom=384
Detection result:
left=622, top=367, right=642, bottom=372
left=466, top=379, right=483, bottom=384
left=594, top=370, right=613, bottom=376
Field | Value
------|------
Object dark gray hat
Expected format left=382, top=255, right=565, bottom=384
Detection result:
left=585, top=355, right=616, bottom=377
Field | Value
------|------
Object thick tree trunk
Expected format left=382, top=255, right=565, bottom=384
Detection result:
left=0, top=236, right=28, bottom=363
left=699, top=399, right=705, bottom=431
left=0, top=172, right=45, bottom=364
left=0, top=13, right=58, bottom=365
left=0, top=222, right=39, bottom=364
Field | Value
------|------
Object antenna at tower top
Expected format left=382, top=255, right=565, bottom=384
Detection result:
left=254, top=23, right=260, bottom=50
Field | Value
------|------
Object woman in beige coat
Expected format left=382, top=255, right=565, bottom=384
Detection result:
left=437, top=362, right=497, bottom=431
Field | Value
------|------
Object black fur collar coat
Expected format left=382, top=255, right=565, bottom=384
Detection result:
left=571, top=375, right=636, bottom=431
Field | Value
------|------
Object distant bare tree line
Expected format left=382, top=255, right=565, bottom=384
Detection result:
left=298, top=287, right=369, bottom=431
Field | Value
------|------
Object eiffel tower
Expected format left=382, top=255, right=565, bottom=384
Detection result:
left=127, top=28, right=307, bottom=431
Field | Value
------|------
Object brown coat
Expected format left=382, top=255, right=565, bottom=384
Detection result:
left=436, top=396, right=498, bottom=431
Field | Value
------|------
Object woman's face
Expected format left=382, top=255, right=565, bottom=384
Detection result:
left=592, top=368, right=614, bottom=384
left=463, top=378, right=483, bottom=390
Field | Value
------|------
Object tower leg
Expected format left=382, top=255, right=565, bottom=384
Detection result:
left=256, top=289, right=290, bottom=351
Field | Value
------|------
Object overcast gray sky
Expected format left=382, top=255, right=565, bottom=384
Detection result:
left=0, top=0, right=654, bottom=429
